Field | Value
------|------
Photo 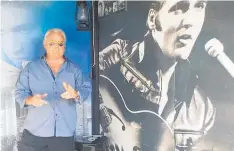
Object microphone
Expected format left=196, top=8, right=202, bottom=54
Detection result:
left=205, top=38, right=234, bottom=79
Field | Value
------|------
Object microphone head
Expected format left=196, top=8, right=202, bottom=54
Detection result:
left=205, top=38, right=224, bottom=57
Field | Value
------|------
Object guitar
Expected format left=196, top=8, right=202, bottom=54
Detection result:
left=99, top=74, right=175, bottom=151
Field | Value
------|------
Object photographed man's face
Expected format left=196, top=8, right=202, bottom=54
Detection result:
left=44, top=32, right=65, bottom=59
left=151, top=0, right=207, bottom=60
left=1, top=3, right=42, bottom=65
left=98, top=2, right=104, bottom=16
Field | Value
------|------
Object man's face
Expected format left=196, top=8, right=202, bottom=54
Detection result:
left=152, top=0, right=207, bottom=60
left=44, top=32, right=65, bottom=59
left=1, top=4, right=42, bottom=65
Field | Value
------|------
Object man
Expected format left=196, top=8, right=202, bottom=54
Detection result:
left=99, top=0, right=219, bottom=150
left=1, top=2, right=44, bottom=69
left=15, top=28, right=91, bottom=151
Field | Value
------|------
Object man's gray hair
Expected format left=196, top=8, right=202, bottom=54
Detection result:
left=43, top=28, right=66, bottom=45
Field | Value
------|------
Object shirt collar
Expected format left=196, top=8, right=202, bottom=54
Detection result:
left=41, top=54, right=68, bottom=62
left=41, top=54, right=68, bottom=73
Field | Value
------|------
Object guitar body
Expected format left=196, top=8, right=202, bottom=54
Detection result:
left=99, top=74, right=175, bottom=151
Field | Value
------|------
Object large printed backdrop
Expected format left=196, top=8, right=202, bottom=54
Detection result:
left=1, top=1, right=92, bottom=151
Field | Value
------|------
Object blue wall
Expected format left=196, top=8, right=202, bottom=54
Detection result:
left=1, top=1, right=91, bottom=77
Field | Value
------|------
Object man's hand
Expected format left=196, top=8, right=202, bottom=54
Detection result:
left=61, top=82, right=80, bottom=100
left=25, top=93, right=48, bottom=107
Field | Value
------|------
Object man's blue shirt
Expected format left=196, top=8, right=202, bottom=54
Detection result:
left=15, top=57, right=91, bottom=137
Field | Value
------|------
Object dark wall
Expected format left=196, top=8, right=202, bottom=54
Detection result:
left=98, top=1, right=234, bottom=151
left=191, top=1, right=234, bottom=150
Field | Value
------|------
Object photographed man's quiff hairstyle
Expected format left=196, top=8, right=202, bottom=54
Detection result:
left=146, top=1, right=165, bottom=32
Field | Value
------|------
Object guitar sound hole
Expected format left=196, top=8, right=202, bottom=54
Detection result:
left=133, top=146, right=141, bottom=151
left=122, top=126, right=125, bottom=131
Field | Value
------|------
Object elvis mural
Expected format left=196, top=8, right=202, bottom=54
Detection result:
left=98, top=1, right=234, bottom=151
